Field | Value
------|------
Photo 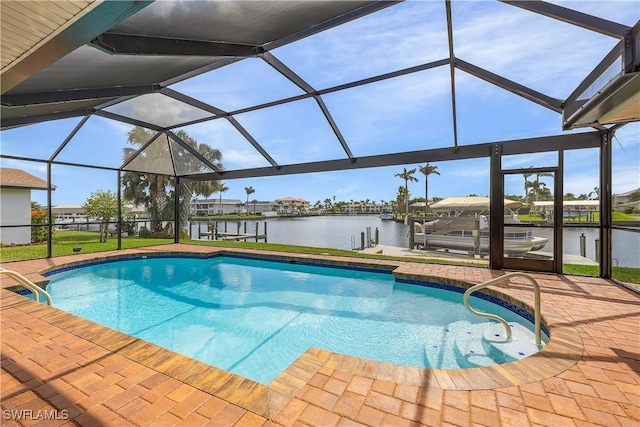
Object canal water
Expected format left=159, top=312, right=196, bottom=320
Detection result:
left=190, top=216, right=639, bottom=268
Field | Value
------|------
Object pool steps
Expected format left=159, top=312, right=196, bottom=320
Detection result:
left=424, top=319, right=546, bottom=369
left=463, top=272, right=542, bottom=346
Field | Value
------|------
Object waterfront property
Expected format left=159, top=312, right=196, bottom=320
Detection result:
left=1, top=2, right=638, bottom=426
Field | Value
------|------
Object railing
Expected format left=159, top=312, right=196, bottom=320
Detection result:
left=463, top=272, right=541, bottom=346
left=0, top=268, right=52, bottom=306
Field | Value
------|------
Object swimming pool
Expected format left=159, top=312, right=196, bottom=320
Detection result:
left=44, top=255, right=547, bottom=384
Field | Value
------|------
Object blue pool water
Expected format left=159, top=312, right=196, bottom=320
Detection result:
left=44, top=256, right=546, bottom=384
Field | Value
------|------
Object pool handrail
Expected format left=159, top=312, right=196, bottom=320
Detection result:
left=463, top=272, right=542, bottom=346
left=0, top=267, right=52, bottom=306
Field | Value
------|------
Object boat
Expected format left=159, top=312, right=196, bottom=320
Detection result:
left=380, top=207, right=394, bottom=220
left=413, top=197, right=549, bottom=256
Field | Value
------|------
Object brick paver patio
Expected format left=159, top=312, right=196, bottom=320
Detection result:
left=1, top=244, right=638, bottom=426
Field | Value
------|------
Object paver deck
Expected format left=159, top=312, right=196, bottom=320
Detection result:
left=1, top=243, right=638, bottom=426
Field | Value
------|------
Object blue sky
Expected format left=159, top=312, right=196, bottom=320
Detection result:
left=1, top=0, right=638, bottom=207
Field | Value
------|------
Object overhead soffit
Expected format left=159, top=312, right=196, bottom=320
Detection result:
left=0, top=0, right=96, bottom=71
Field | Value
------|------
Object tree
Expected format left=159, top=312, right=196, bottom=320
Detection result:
left=244, top=186, right=255, bottom=214
left=394, top=167, right=418, bottom=214
left=251, top=199, right=258, bottom=214
left=122, top=127, right=223, bottom=236
left=324, top=198, right=332, bottom=210
left=534, top=172, right=553, bottom=201
left=521, top=167, right=534, bottom=203
left=418, top=163, right=440, bottom=215
left=628, top=189, right=640, bottom=202
left=218, top=184, right=229, bottom=215
left=396, top=185, right=409, bottom=214
left=82, top=190, right=118, bottom=242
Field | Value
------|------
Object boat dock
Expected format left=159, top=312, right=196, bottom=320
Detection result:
left=193, top=220, right=268, bottom=243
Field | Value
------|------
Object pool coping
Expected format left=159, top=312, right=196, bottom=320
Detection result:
left=1, top=245, right=584, bottom=421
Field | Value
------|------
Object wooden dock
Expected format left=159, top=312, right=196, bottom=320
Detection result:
left=218, top=232, right=267, bottom=241
left=195, top=221, right=268, bottom=242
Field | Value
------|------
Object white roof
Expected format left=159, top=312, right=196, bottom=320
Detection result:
left=430, top=197, right=522, bottom=212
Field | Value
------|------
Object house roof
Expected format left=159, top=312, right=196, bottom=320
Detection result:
left=275, top=197, right=309, bottom=203
left=0, top=168, right=55, bottom=190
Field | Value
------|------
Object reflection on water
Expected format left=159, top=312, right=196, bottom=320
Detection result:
left=190, top=216, right=639, bottom=268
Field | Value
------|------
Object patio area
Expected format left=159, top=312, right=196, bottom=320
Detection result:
left=1, top=244, right=638, bottom=426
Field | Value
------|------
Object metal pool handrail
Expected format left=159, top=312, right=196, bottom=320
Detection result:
left=463, top=272, right=542, bottom=346
left=0, top=267, right=52, bottom=306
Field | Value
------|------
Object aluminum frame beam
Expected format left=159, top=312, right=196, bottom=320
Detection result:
left=90, top=33, right=264, bottom=57
left=501, top=0, right=631, bottom=39
left=1, top=108, right=95, bottom=129
left=456, top=59, right=563, bottom=113
left=166, top=130, right=223, bottom=174
left=445, top=0, right=459, bottom=151
left=261, top=52, right=354, bottom=159
left=120, top=131, right=164, bottom=171
left=1, top=84, right=162, bottom=107
left=94, top=110, right=164, bottom=132
left=184, top=132, right=600, bottom=181
left=160, top=1, right=398, bottom=89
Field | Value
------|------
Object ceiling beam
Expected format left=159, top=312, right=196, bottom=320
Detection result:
left=264, top=1, right=400, bottom=51
left=261, top=52, right=354, bottom=159
left=445, top=0, right=459, bottom=152
left=1, top=108, right=93, bottom=129
left=456, top=59, right=563, bottom=113
left=501, top=0, right=631, bottom=39
left=1, top=84, right=162, bottom=107
left=90, top=33, right=263, bottom=57
left=166, top=130, right=223, bottom=174
left=185, top=132, right=600, bottom=181
left=94, top=110, right=163, bottom=132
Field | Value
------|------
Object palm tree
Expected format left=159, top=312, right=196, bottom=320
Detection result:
left=534, top=172, right=553, bottom=202
left=244, top=186, right=255, bottom=214
left=418, top=163, right=440, bottom=215
left=251, top=199, right=258, bottom=214
left=395, top=167, right=418, bottom=214
left=324, top=198, right=332, bottom=210
left=396, top=185, right=409, bottom=214
left=217, top=184, right=229, bottom=215
left=122, top=127, right=223, bottom=235
left=520, top=167, right=534, bottom=204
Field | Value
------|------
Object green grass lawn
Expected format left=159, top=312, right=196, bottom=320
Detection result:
left=0, top=230, right=172, bottom=262
left=519, top=212, right=640, bottom=223
left=2, top=230, right=638, bottom=286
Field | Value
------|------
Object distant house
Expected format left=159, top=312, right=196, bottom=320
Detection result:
left=52, top=204, right=147, bottom=224
left=274, top=197, right=310, bottom=213
left=191, top=197, right=311, bottom=216
left=190, top=198, right=243, bottom=215
left=0, top=168, right=55, bottom=245
left=613, top=188, right=640, bottom=212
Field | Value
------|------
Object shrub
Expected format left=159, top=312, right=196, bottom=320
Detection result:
left=139, top=226, right=152, bottom=238
left=31, top=210, right=48, bottom=243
